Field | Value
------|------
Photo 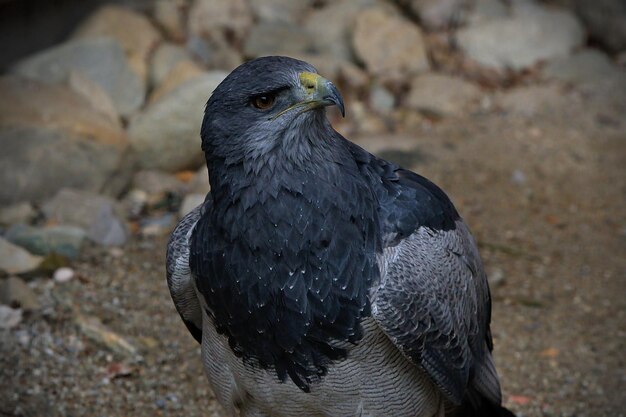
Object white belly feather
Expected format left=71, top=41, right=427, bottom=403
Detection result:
left=200, top=310, right=443, bottom=417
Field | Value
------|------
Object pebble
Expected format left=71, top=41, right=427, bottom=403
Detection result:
left=370, top=85, right=396, bottom=114
left=75, top=314, right=139, bottom=358
left=132, top=170, right=186, bottom=197
left=0, top=305, right=22, bottom=329
left=53, top=267, right=75, bottom=283
left=0, top=237, right=43, bottom=275
left=511, top=169, right=526, bottom=185
left=0, top=276, right=40, bottom=311
left=5, top=224, right=86, bottom=259
left=87, top=204, right=128, bottom=247
left=489, top=268, right=506, bottom=287
left=179, top=194, right=206, bottom=218
left=140, top=214, right=176, bottom=237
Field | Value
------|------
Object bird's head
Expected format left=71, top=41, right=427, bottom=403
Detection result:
left=200, top=56, right=345, bottom=160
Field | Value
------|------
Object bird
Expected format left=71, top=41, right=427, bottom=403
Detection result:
left=166, top=56, right=516, bottom=417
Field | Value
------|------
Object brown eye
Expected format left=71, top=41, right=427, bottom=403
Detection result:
left=252, top=94, right=276, bottom=110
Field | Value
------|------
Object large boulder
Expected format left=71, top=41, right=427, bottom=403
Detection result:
left=244, top=22, right=314, bottom=58
left=570, top=0, right=626, bottom=53
left=72, top=4, right=162, bottom=86
left=0, top=76, right=129, bottom=205
left=188, top=0, right=253, bottom=44
left=352, top=8, right=430, bottom=81
left=305, top=0, right=395, bottom=62
left=43, top=189, right=128, bottom=247
left=12, top=37, right=145, bottom=117
left=249, top=0, right=312, bottom=24
left=128, top=72, right=227, bottom=172
left=395, top=0, right=472, bottom=29
left=406, top=73, right=483, bottom=117
left=457, top=2, right=585, bottom=71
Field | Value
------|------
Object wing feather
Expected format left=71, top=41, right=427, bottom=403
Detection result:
left=166, top=199, right=209, bottom=343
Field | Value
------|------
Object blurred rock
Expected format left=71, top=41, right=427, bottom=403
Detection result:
left=5, top=225, right=86, bottom=259
left=179, top=193, right=205, bottom=218
left=0, top=76, right=128, bottom=205
left=42, top=189, right=127, bottom=247
left=187, top=167, right=211, bottom=195
left=0, top=276, right=40, bottom=311
left=489, top=267, right=506, bottom=287
left=0, top=305, right=22, bottom=329
left=188, top=0, right=253, bottom=44
left=53, top=267, right=75, bottom=283
left=352, top=8, right=430, bottom=81
left=396, top=0, right=471, bottom=29
left=543, top=49, right=625, bottom=86
left=68, top=70, right=120, bottom=125
left=0, top=202, right=36, bottom=226
left=72, top=4, right=161, bottom=86
left=87, top=203, right=128, bottom=247
left=467, top=0, right=509, bottom=25
left=132, top=170, right=186, bottom=197
left=75, top=314, right=139, bottom=357
left=569, top=0, right=626, bottom=53
left=406, top=73, right=482, bottom=117
left=496, top=84, right=570, bottom=118
left=511, top=169, right=526, bottom=185
left=0, top=237, right=43, bottom=275
left=370, top=84, right=396, bottom=114
left=150, top=43, right=192, bottom=87
left=349, top=100, right=389, bottom=135
left=140, top=213, right=177, bottom=237
left=249, top=0, right=311, bottom=24
left=128, top=71, right=227, bottom=172
left=12, top=37, right=145, bottom=117
left=149, top=60, right=205, bottom=104
left=122, top=189, right=149, bottom=219
left=153, top=0, right=187, bottom=41
left=244, top=22, right=313, bottom=58
left=457, top=2, right=584, bottom=71
left=305, top=0, right=391, bottom=62
left=186, top=34, right=243, bottom=70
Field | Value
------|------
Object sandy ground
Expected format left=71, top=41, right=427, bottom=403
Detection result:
left=1, top=90, right=624, bottom=416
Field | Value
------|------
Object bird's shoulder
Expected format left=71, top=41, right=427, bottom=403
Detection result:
left=342, top=138, right=460, bottom=245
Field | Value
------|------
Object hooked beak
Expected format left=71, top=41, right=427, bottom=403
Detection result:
left=298, top=72, right=345, bottom=117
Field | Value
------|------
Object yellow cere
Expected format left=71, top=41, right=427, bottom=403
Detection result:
left=299, top=72, right=321, bottom=95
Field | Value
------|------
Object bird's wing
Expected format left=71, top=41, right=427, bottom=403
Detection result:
left=166, top=199, right=209, bottom=343
left=348, top=145, right=501, bottom=406
left=372, top=221, right=501, bottom=406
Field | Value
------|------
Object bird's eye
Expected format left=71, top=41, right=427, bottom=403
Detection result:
left=251, top=94, right=276, bottom=110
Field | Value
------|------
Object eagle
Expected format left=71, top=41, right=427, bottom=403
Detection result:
left=166, top=56, right=516, bottom=417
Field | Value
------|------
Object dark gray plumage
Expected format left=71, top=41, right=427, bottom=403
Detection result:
left=166, top=56, right=516, bottom=417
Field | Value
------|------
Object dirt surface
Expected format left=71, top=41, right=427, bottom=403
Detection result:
left=1, top=89, right=624, bottom=416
